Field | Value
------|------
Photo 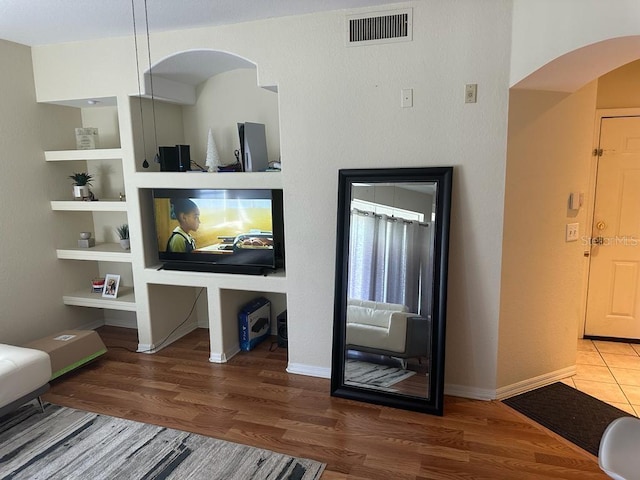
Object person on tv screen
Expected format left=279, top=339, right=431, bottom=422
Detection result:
left=167, top=198, right=200, bottom=253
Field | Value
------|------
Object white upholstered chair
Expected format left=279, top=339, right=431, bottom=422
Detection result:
left=599, top=416, right=640, bottom=480
left=345, top=299, right=431, bottom=365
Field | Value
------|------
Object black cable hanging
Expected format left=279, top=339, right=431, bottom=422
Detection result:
left=131, top=0, right=149, bottom=168
left=131, top=0, right=160, bottom=169
left=143, top=0, right=160, bottom=166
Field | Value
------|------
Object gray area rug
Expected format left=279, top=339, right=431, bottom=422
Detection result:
left=345, top=359, right=416, bottom=389
left=0, top=403, right=325, bottom=480
left=503, top=382, right=631, bottom=456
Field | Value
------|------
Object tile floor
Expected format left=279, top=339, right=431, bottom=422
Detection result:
left=561, top=339, right=640, bottom=416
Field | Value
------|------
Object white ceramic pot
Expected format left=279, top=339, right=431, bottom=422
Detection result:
left=119, top=239, right=130, bottom=250
left=73, top=185, right=90, bottom=200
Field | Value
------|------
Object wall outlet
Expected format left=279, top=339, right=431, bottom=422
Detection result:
left=566, top=223, right=579, bottom=242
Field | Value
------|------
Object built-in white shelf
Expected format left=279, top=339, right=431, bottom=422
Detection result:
left=56, top=243, right=132, bottom=262
left=62, top=286, right=136, bottom=311
left=50, top=200, right=127, bottom=211
left=142, top=266, right=287, bottom=293
left=44, top=148, right=122, bottom=162
left=134, top=171, right=283, bottom=189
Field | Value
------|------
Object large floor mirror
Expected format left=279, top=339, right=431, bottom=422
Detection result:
left=331, top=167, right=452, bottom=415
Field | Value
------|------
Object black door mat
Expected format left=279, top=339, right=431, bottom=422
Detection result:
left=502, top=382, right=632, bottom=456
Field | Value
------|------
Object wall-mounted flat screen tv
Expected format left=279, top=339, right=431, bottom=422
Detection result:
left=152, top=188, right=285, bottom=275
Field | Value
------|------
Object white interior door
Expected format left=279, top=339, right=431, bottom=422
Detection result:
left=585, top=116, right=640, bottom=339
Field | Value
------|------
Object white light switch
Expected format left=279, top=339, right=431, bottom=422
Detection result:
left=566, top=223, right=579, bottom=242
left=465, top=84, right=477, bottom=103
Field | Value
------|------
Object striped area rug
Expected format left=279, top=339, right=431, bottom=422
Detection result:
left=0, top=404, right=325, bottom=480
left=345, top=359, right=416, bottom=389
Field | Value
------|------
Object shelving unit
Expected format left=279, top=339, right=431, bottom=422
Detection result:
left=62, top=287, right=136, bottom=311
left=142, top=266, right=287, bottom=292
left=50, top=200, right=127, bottom=211
left=43, top=105, right=134, bottom=317
left=40, top=51, right=286, bottom=360
left=56, top=243, right=132, bottom=262
left=133, top=171, right=282, bottom=190
left=44, top=148, right=122, bottom=162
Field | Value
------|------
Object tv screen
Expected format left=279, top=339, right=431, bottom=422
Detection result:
left=152, top=188, right=284, bottom=274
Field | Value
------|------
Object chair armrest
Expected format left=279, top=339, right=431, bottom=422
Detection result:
left=403, top=316, right=432, bottom=359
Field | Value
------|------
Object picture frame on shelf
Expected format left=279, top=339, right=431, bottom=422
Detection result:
left=102, top=274, right=120, bottom=299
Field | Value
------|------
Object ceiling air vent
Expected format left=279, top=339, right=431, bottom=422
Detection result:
left=347, top=8, right=412, bottom=46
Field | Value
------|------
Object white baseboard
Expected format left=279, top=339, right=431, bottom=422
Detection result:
left=286, top=362, right=331, bottom=379
left=137, top=343, right=154, bottom=353
left=444, top=366, right=577, bottom=401
left=104, top=318, right=137, bottom=329
left=495, top=366, right=576, bottom=400
left=444, top=384, right=496, bottom=401
left=78, top=319, right=105, bottom=331
left=209, top=345, right=241, bottom=363
left=137, top=322, right=198, bottom=354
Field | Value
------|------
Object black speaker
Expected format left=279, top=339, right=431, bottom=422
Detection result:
left=277, top=310, right=287, bottom=348
left=159, top=146, right=179, bottom=172
left=177, top=144, right=191, bottom=172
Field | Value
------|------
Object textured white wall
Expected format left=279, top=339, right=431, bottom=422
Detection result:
left=511, top=0, right=640, bottom=91
left=0, top=39, right=102, bottom=345
left=182, top=68, right=280, bottom=167
left=499, top=82, right=597, bottom=391
left=597, top=60, right=640, bottom=109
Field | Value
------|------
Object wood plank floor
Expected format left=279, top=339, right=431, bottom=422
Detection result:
left=43, top=326, right=607, bottom=479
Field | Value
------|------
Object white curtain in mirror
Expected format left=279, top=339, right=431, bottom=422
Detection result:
left=348, top=209, right=433, bottom=315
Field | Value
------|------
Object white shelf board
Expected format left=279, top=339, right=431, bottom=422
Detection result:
left=142, top=266, right=287, bottom=293
left=50, top=200, right=127, bottom=211
left=56, top=243, right=132, bottom=262
left=44, top=148, right=122, bottom=161
left=63, top=286, right=136, bottom=311
left=133, top=171, right=283, bottom=190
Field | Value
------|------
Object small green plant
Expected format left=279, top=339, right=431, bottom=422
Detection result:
left=69, top=172, right=94, bottom=186
left=116, top=224, right=129, bottom=240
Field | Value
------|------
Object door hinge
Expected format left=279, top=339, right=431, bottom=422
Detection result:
left=593, top=148, right=603, bottom=157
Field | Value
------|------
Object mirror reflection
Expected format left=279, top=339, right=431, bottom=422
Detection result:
left=331, top=167, right=452, bottom=415
left=344, top=182, right=436, bottom=399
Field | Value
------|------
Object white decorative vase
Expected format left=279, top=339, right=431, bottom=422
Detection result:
left=205, top=128, right=221, bottom=172
left=73, top=185, right=89, bottom=200
left=119, top=239, right=130, bottom=250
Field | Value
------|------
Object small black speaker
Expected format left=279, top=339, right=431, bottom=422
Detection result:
left=159, top=146, right=179, bottom=172
left=177, top=144, right=191, bottom=172
left=277, top=310, right=287, bottom=348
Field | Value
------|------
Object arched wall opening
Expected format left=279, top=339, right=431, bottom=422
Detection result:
left=131, top=48, right=280, bottom=173
left=497, top=36, right=640, bottom=394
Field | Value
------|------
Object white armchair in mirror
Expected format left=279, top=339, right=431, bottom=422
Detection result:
left=345, top=299, right=431, bottom=368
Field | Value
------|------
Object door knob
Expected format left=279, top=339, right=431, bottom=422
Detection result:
left=596, top=221, right=606, bottom=231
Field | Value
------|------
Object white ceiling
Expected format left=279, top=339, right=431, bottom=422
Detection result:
left=0, top=0, right=397, bottom=47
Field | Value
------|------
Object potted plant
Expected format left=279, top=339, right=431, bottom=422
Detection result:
left=116, top=224, right=130, bottom=250
left=69, top=172, right=94, bottom=200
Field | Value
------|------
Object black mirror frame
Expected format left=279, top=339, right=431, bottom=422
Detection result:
left=330, top=166, right=453, bottom=415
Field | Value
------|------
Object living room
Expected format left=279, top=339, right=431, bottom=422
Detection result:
left=2, top=1, right=640, bottom=477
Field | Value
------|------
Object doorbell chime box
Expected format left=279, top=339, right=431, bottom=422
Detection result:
left=238, top=297, right=271, bottom=351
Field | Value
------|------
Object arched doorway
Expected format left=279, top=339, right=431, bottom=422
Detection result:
left=499, top=37, right=640, bottom=413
